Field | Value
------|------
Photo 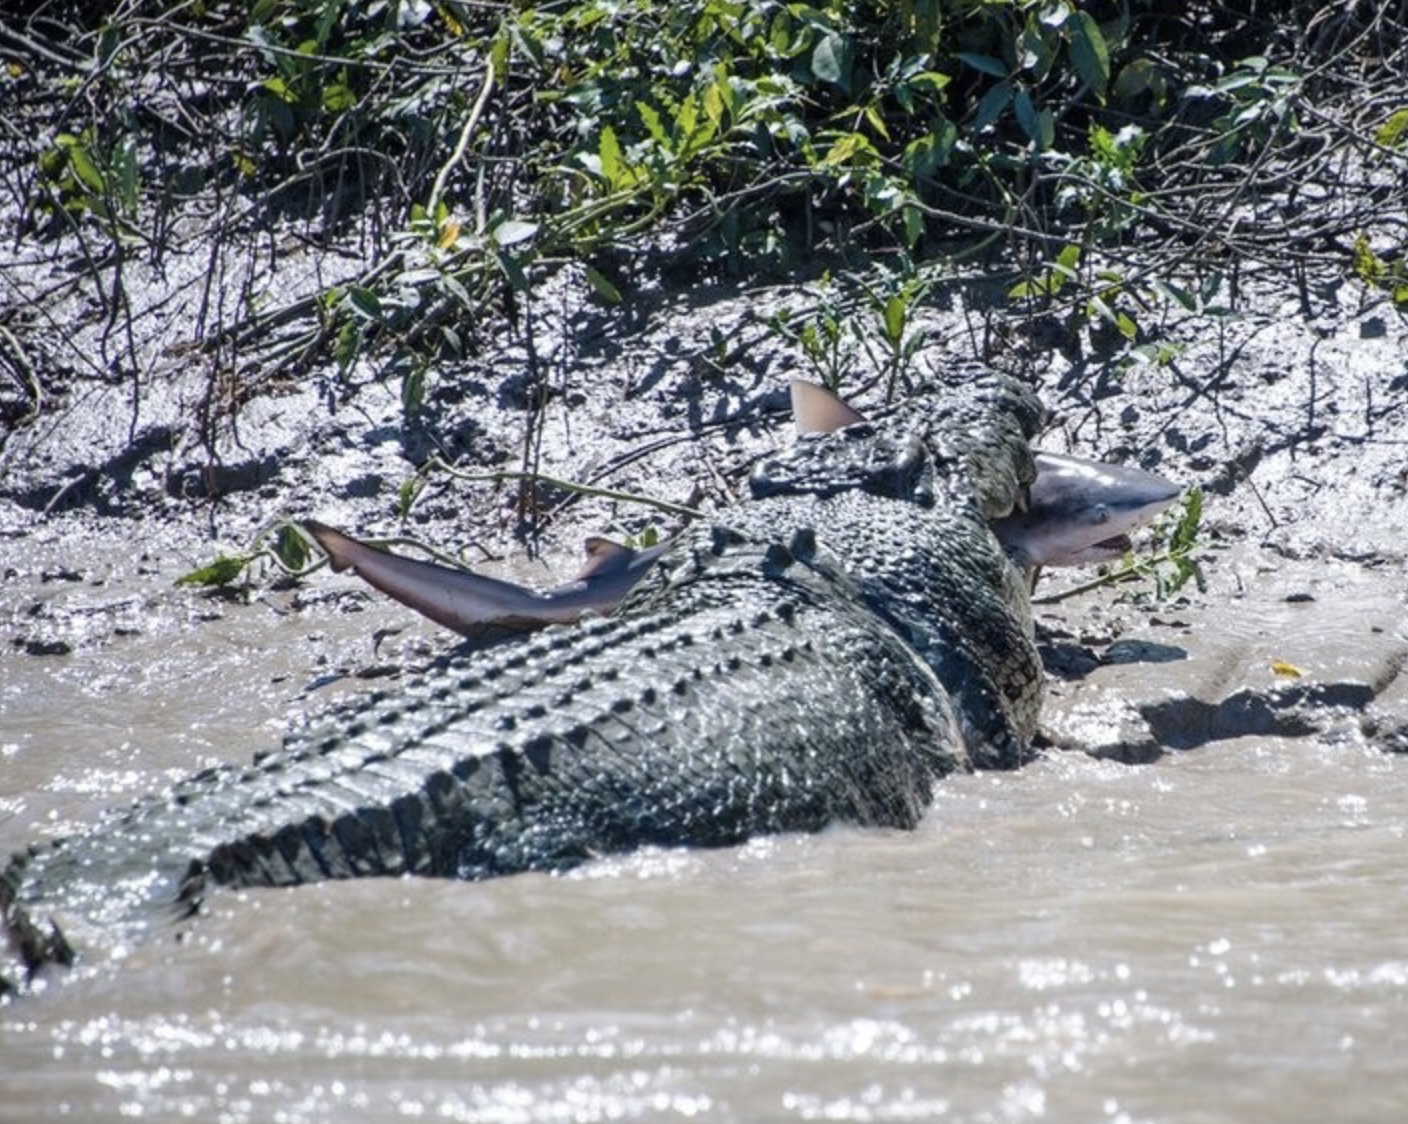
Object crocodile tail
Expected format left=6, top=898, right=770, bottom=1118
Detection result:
left=1, top=851, right=76, bottom=999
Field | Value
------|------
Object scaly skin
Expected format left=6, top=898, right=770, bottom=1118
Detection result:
left=1, top=368, right=1042, bottom=997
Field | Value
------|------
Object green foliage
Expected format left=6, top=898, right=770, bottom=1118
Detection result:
left=1142, top=485, right=1206, bottom=599
left=768, top=289, right=857, bottom=392
left=1376, top=108, right=1408, bottom=150
left=175, top=520, right=320, bottom=589
left=510, top=0, right=1160, bottom=260
left=1352, top=233, right=1408, bottom=309
left=34, top=130, right=141, bottom=232
left=174, top=553, right=258, bottom=589
left=1183, top=55, right=1303, bottom=165
left=240, top=0, right=437, bottom=170
left=19, top=0, right=1401, bottom=409
left=766, top=260, right=929, bottom=396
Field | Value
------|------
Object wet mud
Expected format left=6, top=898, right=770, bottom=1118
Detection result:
left=2, top=210, right=1407, bottom=1121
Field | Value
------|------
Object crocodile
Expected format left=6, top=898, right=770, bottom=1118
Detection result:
left=2, top=367, right=1049, bottom=998
left=302, top=385, right=1179, bottom=637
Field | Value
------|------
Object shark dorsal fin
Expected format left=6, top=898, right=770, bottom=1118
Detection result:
left=790, top=380, right=867, bottom=435
left=576, top=536, right=638, bottom=580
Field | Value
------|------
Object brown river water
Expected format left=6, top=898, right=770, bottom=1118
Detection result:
left=3, top=533, right=1407, bottom=1123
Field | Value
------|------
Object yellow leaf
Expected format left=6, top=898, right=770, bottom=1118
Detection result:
left=1270, top=659, right=1304, bottom=678
left=437, top=220, right=461, bottom=249
left=864, top=105, right=890, bottom=141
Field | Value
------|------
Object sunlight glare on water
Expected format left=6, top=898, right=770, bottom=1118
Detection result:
left=5, top=740, right=1408, bottom=1123
left=3, top=550, right=1408, bottom=1123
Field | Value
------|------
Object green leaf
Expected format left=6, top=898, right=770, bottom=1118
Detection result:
left=675, top=93, right=698, bottom=143
left=64, top=143, right=106, bottom=194
left=402, top=365, right=426, bottom=418
left=957, top=52, right=1008, bottom=78
left=1035, top=107, right=1056, bottom=149
left=345, top=285, right=383, bottom=322
left=114, top=138, right=139, bottom=215
left=585, top=264, right=622, bottom=304
left=1088, top=294, right=1136, bottom=338
left=821, top=131, right=880, bottom=167
left=1375, top=107, right=1408, bottom=150
left=1013, top=88, right=1039, bottom=142
left=313, top=0, right=340, bottom=49
left=1352, top=233, right=1385, bottom=283
left=396, top=476, right=424, bottom=520
left=496, top=249, right=530, bottom=291
left=1070, top=11, right=1110, bottom=95
left=322, top=83, right=356, bottom=112
left=437, top=270, right=472, bottom=307
left=489, top=32, right=510, bottom=82
left=909, top=71, right=951, bottom=95
left=1113, top=57, right=1159, bottom=101
left=903, top=120, right=956, bottom=178
left=492, top=219, right=539, bottom=247
left=1171, top=487, right=1203, bottom=554
left=974, top=81, right=1013, bottom=131
left=703, top=79, right=726, bottom=127
left=334, top=320, right=362, bottom=373
left=864, top=105, right=890, bottom=141
left=637, top=101, right=668, bottom=146
left=271, top=524, right=310, bottom=571
left=598, top=124, right=624, bottom=187
left=902, top=204, right=923, bottom=248
left=1150, top=278, right=1197, bottom=311
left=175, top=554, right=253, bottom=588
left=262, top=75, right=295, bottom=104
left=812, top=33, right=847, bottom=88
left=883, top=294, right=906, bottom=343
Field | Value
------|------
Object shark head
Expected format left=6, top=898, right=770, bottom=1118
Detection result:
left=991, top=451, right=1181, bottom=570
left=790, top=382, right=1180, bottom=571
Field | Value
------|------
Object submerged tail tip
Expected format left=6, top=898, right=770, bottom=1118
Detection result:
left=2, top=863, right=77, bottom=1000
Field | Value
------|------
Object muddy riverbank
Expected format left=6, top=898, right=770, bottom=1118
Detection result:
left=3, top=251, right=1407, bottom=1118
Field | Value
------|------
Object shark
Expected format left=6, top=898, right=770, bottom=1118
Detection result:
left=303, top=381, right=1180, bottom=636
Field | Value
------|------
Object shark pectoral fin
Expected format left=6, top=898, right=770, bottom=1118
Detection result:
left=790, top=380, right=868, bottom=435
left=575, top=536, right=641, bottom=581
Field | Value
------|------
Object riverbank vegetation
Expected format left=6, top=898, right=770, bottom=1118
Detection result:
left=2, top=0, right=1404, bottom=475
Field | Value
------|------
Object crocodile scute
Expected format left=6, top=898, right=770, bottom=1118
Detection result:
left=1, top=366, right=1044, bottom=997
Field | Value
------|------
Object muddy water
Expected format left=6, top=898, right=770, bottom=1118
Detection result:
left=3, top=537, right=1408, bottom=1123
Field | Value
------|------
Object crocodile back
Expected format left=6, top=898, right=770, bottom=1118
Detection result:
left=2, top=367, right=1044, bottom=995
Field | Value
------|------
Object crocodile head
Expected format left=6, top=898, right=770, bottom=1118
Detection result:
left=789, top=381, right=1180, bottom=572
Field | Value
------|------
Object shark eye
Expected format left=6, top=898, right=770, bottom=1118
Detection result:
left=1092, top=504, right=1111, bottom=524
